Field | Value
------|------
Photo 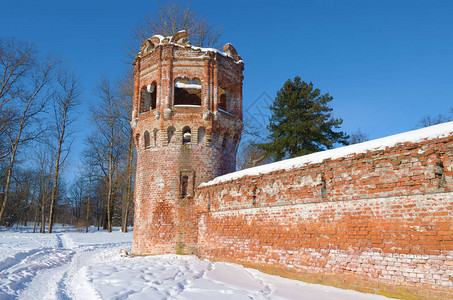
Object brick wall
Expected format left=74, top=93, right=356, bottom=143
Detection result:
left=196, top=135, right=453, bottom=298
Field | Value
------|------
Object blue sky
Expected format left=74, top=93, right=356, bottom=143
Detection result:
left=2, top=0, right=453, bottom=174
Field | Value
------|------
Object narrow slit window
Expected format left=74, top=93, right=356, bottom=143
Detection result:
left=183, top=127, right=191, bottom=144
left=140, top=86, right=151, bottom=113
left=181, top=175, right=189, bottom=197
left=144, top=131, right=150, bottom=148
left=148, top=81, right=157, bottom=110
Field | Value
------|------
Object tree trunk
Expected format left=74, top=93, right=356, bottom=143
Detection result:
left=121, top=131, right=134, bottom=233
left=47, top=143, right=62, bottom=233
left=48, top=111, right=67, bottom=233
left=106, top=131, right=114, bottom=232
left=0, top=143, right=18, bottom=226
left=33, top=202, right=39, bottom=233
left=85, top=176, right=92, bottom=233
left=40, top=198, right=46, bottom=233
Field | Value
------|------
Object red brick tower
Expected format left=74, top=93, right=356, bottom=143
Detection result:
left=131, top=31, right=244, bottom=255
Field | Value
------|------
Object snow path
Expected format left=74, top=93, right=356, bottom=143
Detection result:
left=0, top=227, right=392, bottom=299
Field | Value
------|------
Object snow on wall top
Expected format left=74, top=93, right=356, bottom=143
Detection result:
left=137, top=30, right=243, bottom=64
left=200, top=121, right=453, bottom=187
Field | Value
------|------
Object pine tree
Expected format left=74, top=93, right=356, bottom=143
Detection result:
left=257, top=76, right=349, bottom=161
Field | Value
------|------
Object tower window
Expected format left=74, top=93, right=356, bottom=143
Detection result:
left=144, top=131, right=150, bottom=148
left=139, top=82, right=157, bottom=113
left=148, top=81, right=157, bottom=110
left=218, top=86, right=231, bottom=112
left=181, top=175, right=189, bottom=198
left=140, top=86, right=150, bottom=113
left=182, top=127, right=191, bottom=144
left=174, top=78, right=202, bottom=106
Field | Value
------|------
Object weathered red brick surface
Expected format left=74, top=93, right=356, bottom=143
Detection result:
left=131, top=32, right=244, bottom=255
left=197, top=136, right=453, bottom=296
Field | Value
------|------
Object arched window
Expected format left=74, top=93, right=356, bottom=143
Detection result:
left=218, top=86, right=231, bottom=112
left=148, top=81, right=157, bottom=110
left=140, top=86, right=150, bottom=113
left=140, top=82, right=157, bottom=113
left=197, top=127, right=206, bottom=145
left=174, top=78, right=202, bottom=106
left=182, top=126, right=191, bottom=144
left=167, top=126, right=176, bottom=144
left=135, top=134, right=140, bottom=147
left=153, top=128, right=159, bottom=146
left=144, top=131, right=150, bottom=148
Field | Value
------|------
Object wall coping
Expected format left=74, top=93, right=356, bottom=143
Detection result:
left=200, top=121, right=453, bottom=187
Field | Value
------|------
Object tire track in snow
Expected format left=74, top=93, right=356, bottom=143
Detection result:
left=0, top=247, right=74, bottom=298
left=0, top=248, right=43, bottom=271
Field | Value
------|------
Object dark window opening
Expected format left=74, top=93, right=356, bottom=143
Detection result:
left=182, top=127, right=191, bottom=144
left=252, top=185, right=257, bottom=206
left=219, top=92, right=227, bottom=111
left=140, top=82, right=157, bottom=113
left=148, top=81, right=157, bottom=110
left=144, top=131, right=150, bottom=148
left=139, top=87, right=149, bottom=113
left=174, top=78, right=202, bottom=106
left=181, top=175, right=189, bottom=197
left=218, top=87, right=231, bottom=112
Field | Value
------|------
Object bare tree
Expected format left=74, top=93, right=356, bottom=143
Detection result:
left=236, top=114, right=272, bottom=170
left=48, top=69, right=80, bottom=233
left=237, top=141, right=272, bottom=170
left=128, top=0, right=222, bottom=59
left=0, top=38, right=35, bottom=109
left=34, top=145, right=54, bottom=233
left=116, top=71, right=135, bottom=232
left=0, top=39, right=36, bottom=162
left=0, top=55, right=57, bottom=226
left=349, top=128, right=369, bottom=144
left=88, top=77, right=123, bottom=232
left=84, top=170, right=94, bottom=233
left=415, top=111, right=453, bottom=128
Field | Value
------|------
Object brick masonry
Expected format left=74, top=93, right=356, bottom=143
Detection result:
left=197, top=136, right=453, bottom=298
left=131, top=31, right=244, bottom=255
left=132, top=32, right=453, bottom=298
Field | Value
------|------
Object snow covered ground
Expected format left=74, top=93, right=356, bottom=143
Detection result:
left=0, top=226, right=392, bottom=299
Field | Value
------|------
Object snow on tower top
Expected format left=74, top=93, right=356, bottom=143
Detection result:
left=136, top=30, right=243, bottom=64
